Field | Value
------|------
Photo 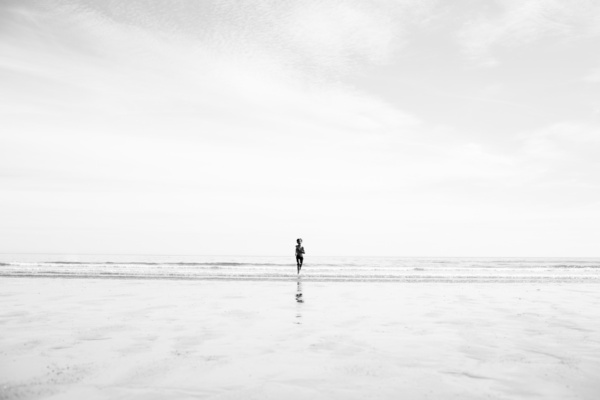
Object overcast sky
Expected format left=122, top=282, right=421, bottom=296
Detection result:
left=1, top=0, right=599, bottom=256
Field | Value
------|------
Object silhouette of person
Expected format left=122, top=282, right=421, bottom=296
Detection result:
left=295, top=238, right=305, bottom=274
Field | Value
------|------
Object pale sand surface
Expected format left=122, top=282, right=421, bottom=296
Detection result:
left=1, top=278, right=599, bottom=400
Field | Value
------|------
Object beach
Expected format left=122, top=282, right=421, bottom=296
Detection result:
left=1, top=276, right=599, bottom=399
left=4, top=1, right=600, bottom=399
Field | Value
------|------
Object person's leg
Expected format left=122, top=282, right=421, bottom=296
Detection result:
left=296, top=256, right=301, bottom=274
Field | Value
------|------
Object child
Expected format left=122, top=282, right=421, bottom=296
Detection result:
left=295, top=238, right=305, bottom=274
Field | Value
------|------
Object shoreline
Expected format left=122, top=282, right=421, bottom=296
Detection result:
left=1, top=273, right=599, bottom=283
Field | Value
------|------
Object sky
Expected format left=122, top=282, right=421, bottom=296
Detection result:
left=1, top=0, right=599, bottom=256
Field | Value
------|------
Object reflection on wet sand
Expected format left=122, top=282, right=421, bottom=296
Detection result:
left=295, top=279, right=304, bottom=303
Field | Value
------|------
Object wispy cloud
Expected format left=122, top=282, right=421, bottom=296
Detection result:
left=517, top=122, right=600, bottom=187
left=457, top=0, right=600, bottom=65
left=1, top=1, right=421, bottom=126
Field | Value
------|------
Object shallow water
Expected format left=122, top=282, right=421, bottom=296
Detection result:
left=1, top=254, right=599, bottom=282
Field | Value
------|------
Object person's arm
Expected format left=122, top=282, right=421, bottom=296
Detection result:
left=301, top=247, right=305, bottom=254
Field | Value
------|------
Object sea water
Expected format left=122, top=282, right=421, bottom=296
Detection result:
left=1, top=254, right=599, bottom=282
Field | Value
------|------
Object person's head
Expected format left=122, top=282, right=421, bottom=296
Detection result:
left=297, top=238, right=302, bottom=244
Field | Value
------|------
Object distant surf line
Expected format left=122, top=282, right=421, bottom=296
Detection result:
left=1, top=272, right=599, bottom=283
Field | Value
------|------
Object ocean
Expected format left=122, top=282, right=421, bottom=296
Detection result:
left=1, top=254, right=599, bottom=282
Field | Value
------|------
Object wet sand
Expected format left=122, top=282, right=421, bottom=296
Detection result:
left=1, top=277, right=599, bottom=399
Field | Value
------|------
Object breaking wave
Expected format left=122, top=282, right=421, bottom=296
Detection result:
left=1, top=256, right=599, bottom=282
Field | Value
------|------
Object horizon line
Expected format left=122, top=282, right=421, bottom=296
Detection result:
left=1, top=253, right=598, bottom=259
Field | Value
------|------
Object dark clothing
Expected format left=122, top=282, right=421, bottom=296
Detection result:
left=295, top=244, right=305, bottom=271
